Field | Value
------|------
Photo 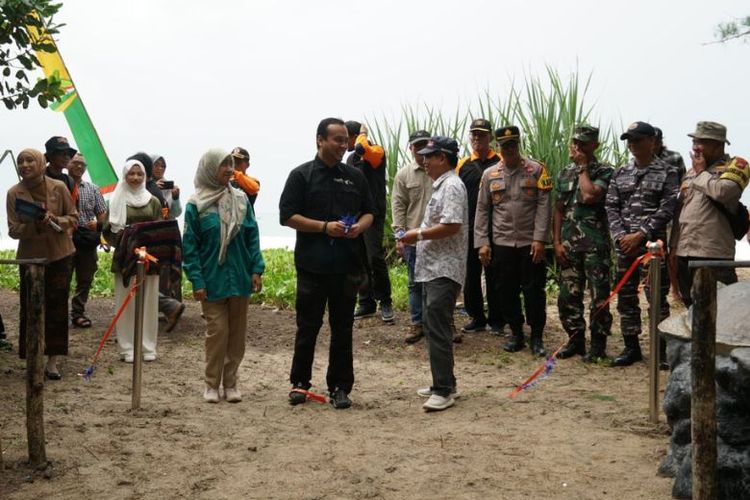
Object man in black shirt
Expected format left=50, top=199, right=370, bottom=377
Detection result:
left=44, top=136, right=76, bottom=193
left=280, top=117, right=375, bottom=409
left=345, top=120, right=394, bottom=322
left=456, top=119, right=504, bottom=334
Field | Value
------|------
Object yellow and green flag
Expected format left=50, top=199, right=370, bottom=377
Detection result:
left=26, top=19, right=118, bottom=193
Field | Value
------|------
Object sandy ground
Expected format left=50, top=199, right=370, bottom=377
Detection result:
left=0, top=288, right=676, bottom=499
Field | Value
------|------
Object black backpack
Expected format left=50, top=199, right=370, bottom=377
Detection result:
left=711, top=198, right=750, bottom=240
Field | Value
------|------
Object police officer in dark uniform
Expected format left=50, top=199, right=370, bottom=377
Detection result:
left=605, top=121, right=679, bottom=367
left=280, top=117, right=375, bottom=409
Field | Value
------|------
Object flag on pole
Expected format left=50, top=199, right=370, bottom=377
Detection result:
left=26, top=17, right=118, bottom=193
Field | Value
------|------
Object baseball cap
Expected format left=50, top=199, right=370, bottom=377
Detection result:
left=408, top=130, right=431, bottom=145
left=417, top=136, right=460, bottom=156
left=469, top=118, right=492, bottom=133
left=620, top=121, right=656, bottom=140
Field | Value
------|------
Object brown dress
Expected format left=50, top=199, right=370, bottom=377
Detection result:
left=7, top=177, right=78, bottom=358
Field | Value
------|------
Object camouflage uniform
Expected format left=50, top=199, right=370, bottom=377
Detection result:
left=657, top=147, right=686, bottom=182
left=605, top=158, right=679, bottom=338
left=556, top=159, right=614, bottom=344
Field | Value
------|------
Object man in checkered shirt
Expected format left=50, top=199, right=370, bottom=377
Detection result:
left=68, top=154, right=107, bottom=328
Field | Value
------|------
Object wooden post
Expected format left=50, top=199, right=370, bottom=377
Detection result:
left=131, top=261, right=145, bottom=410
left=25, top=264, right=46, bottom=468
left=647, top=243, right=662, bottom=423
left=691, top=267, right=717, bottom=500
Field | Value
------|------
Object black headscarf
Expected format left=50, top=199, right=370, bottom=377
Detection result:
left=127, top=152, right=167, bottom=207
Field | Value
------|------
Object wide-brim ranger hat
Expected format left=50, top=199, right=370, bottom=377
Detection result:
left=231, top=147, right=250, bottom=160
left=572, top=125, right=599, bottom=143
left=688, top=121, right=730, bottom=145
left=620, top=121, right=656, bottom=140
left=495, top=126, right=521, bottom=145
left=408, top=130, right=431, bottom=145
left=469, top=118, right=492, bottom=133
left=44, top=136, right=77, bottom=157
left=417, top=136, right=459, bottom=156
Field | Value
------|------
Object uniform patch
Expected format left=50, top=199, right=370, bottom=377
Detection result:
left=490, top=180, right=503, bottom=191
left=537, top=166, right=553, bottom=191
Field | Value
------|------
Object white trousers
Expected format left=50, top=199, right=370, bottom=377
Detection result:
left=114, top=274, right=159, bottom=358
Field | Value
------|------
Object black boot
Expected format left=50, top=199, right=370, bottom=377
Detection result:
left=557, top=335, right=585, bottom=359
left=503, top=329, right=525, bottom=353
left=529, top=330, right=546, bottom=358
left=583, top=334, right=609, bottom=363
left=612, top=336, right=642, bottom=367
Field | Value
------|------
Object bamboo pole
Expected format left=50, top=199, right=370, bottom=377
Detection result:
left=25, top=264, right=46, bottom=468
left=690, top=267, right=717, bottom=500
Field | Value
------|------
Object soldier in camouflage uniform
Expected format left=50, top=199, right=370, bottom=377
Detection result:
left=605, top=121, right=679, bottom=367
left=553, top=126, right=614, bottom=362
left=654, top=127, right=686, bottom=181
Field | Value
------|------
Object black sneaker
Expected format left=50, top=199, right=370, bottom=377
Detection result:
left=354, top=304, right=377, bottom=319
left=380, top=303, right=395, bottom=323
left=461, top=319, right=487, bottom=333
left=329, top=388, right=352, bottom=409
left=288, top=383, right=308, bottom=405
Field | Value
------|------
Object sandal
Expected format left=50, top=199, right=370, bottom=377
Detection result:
left=72, top=316, right=92, bottom=328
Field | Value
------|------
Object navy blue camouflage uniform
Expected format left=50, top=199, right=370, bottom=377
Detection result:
left=605, top=158, right=679, bottom=338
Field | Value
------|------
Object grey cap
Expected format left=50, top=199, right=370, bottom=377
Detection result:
left=688, top=121, right=730, bottom=145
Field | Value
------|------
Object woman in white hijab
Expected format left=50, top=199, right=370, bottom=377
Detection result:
left=105, top=159, right=163, bottom=363
left=183, top=149, right=265, bottom=403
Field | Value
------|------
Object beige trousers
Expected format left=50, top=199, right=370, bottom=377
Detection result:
left=201, top=296, right=248, bottom=390
left=115, top=274, right=159, bottom=358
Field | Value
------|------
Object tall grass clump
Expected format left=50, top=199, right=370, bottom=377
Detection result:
left=367, top=67, right=628, bottom=263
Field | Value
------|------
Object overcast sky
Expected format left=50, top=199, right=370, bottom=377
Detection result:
left=2, top=0, right=749, bottom=251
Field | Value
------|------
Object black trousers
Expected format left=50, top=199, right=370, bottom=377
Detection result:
left=290, top=269, right=359, bottom=394
left=358, top=215, right=392, bottom=307
left=677, top=256, right=737, bottom=307
left=71, top=245, right=98, bottom=319
left=464, top=239, right=502, bottom=326
left=490, top=245, right=546, bottom=334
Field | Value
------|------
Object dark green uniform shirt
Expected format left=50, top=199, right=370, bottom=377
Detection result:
left=556, top=159, right=614, bottom=253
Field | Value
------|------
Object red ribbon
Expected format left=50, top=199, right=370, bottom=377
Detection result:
left=508, top=240, right=665, bottom=398
left=290, top=388, right=328, bottom=404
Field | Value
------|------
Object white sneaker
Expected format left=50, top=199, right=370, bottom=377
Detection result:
left=225, top=387, right=242, bottom=403
left=417, top=387, right=460, bottom=399
left=143, top=353, right=157, bottom=362
left=121, top=353, right=134, bottom=363
left=203, top=386, right=220, bottom=403
left=422, top=394, right=455, bottom=412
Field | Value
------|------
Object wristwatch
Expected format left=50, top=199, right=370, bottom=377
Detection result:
left=417, top=228, right=424, bottom=241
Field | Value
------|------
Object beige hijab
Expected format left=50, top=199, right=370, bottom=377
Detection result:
left=189, top=149, right=247, bottom=264
left=17, top=148, right=48, bottom=202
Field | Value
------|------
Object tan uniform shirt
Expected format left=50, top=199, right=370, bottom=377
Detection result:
left=673, top=156, right=745, bottom=259
left=6, top=178, right=77, bottom=262
left=391, top=160, right=432, bottom=232
left=474, top=158, right=552, bottom=248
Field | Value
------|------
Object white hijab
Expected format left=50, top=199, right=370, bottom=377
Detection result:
left=189, top=148, right=247, bottom=264
left=108, top=160, right=153, bottom=233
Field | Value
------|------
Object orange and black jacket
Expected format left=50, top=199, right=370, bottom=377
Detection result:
left=346, top=133, right=386, bottom=218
